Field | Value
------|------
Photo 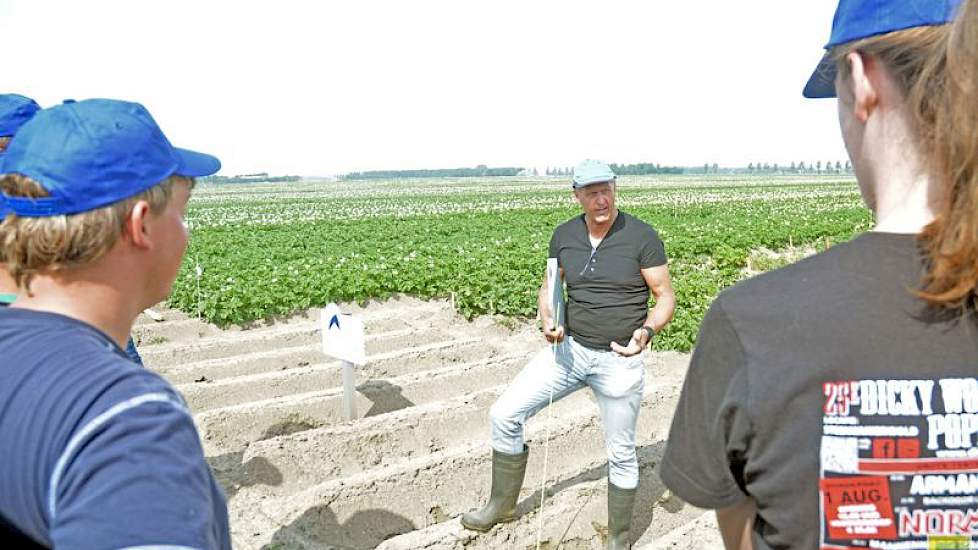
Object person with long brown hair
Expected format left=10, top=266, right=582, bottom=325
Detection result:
left=661, top=1, right=978, bottom=548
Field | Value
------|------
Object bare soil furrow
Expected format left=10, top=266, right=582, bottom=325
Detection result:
left=227, top=378, right=681, bottom=549
left=215, top=355, right=686, bottom=497
left=375, top=463, right=706, bottom=550
left=639, top=510, right=721, bottom=550
left=180, top=343, right=530, bottom=413
left=161, top=345, right=343, bottom=384
left=196, top=349, right=535, bottom=454
left=134, top=306, right=189, bottom=326
left=210, top=362, right=578, bottom=496
left=146, top=295, right=713, bottom=549
left=131, top=318, right=221, bottom=346
left=159, top=333, right=510, bottom=385
left=142, top=301, right=447, bottom=368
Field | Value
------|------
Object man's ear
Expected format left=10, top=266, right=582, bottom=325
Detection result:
left=845, top=51, right=879, bottom=124
left=125, top=200, right=154, bottom=251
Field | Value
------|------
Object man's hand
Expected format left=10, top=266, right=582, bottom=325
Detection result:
left=610, top=327, right=649, bottom=356
left=542, top=319, right=564, bottom=344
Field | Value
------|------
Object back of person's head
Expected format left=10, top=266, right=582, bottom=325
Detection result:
left=811, top=0, right=978, bottom=309
left=0, top=98, right=220, bottom=291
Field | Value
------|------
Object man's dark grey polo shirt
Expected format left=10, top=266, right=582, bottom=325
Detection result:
left=549, top=211, right=667, bottom=350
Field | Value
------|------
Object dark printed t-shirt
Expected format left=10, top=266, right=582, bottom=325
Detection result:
left=661, top=232, right=978, bottom=549
left=549, top=211, right=667, bottom=350
left=0, top=307, right=231, bottom=550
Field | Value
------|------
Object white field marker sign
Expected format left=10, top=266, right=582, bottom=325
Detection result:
left=321, top=303, right=366, bottom=421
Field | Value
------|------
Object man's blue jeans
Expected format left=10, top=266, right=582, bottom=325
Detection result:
left=489, top=335, right=645, bottom=488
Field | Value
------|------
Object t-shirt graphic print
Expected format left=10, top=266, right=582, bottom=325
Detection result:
left=821, top=376, right=978, bottom=550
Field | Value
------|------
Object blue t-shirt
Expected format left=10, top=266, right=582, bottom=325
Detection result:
left=0, top=297, right=144, bottom=365
left=0, top=308, right=230, bottom=549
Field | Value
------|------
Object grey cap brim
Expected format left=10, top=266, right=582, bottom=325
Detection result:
left=572, top=176, right=616, bottom=188
left=803, top=52, right=837, bottom=98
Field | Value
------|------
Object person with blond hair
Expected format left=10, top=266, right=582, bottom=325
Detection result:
left=0, top=99, right=230, bottom=549
left=0, top=94, right=146, bottom=365
left=662, top=1, right=978, bottom=548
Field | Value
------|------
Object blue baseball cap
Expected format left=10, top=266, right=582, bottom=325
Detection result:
left=0, top=94, right=40, bottom=138
left=803, top=0, right=962, bottom=98
left=572, top=159, right=616, bottom=188
left=1, top=99, right=220, bottom=217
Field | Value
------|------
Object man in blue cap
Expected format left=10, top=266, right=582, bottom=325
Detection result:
left=0, top=94, right=146, bottom=366
left=0, top=98, right=231, bottom=549
left=462, top=159, right=676, bottom=549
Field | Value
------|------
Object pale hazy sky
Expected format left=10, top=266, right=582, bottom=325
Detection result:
left=1, top=1, right=846, bottom=176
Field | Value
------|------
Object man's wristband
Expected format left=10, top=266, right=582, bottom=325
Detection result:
left=642, top=325, right=655, bottom=346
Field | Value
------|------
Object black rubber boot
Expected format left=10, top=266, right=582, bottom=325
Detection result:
left=607, top=480, right=637, bottom=549
left=460, top=447, right=529, bottom=532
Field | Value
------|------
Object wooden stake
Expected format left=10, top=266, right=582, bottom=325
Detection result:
left=342, top=361, right=356, bottom=421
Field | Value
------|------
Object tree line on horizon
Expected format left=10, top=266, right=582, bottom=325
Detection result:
left=343, top=162, right=686, bottom=179
left=343, top=165, right=523, bottom=180
left=700, top=161, right=853, bottom=174
left=199, top=161, right=857, bottom=183
left=200, top=173, right=301, bottom=184
left=750, top=160, right=853, bottom=174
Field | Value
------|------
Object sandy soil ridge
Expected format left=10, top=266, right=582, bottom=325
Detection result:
left=138, top=296, right=720, bottom=549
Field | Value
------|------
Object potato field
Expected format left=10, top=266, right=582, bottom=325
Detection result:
left=137, top=175, right=869, bottom=548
